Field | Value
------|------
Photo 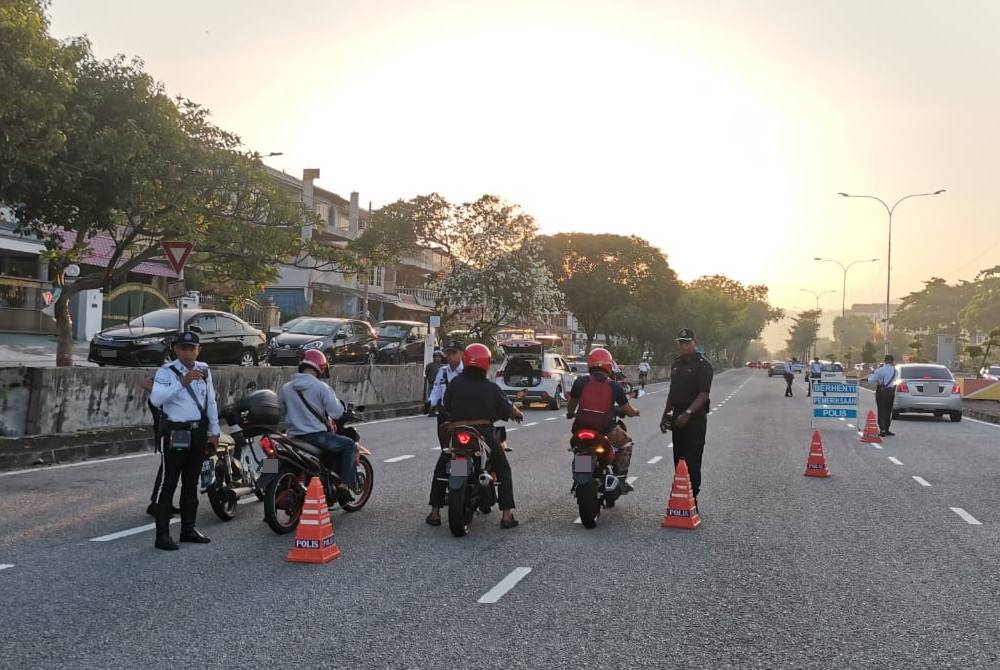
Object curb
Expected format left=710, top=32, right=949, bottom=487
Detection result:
left=0, top=402, right=424, bottom=472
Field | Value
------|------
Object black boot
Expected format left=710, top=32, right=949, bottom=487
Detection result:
left=179, top=500, right=210, bottom=544
left=154, top=505, right=178, bottom=550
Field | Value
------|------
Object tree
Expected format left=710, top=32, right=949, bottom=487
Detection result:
left=3, top=11, right=340, bottom=364
left=746, top=340, right=770, bottom=362
left=539, top=233, right=680, bottom=353
left=862, top=340, right=878, bottom=366
left=833, top=314, right=874, bottom=353
left=786, top=309, right=822, bottom=360
left=894, top=277, right=978, bottom=334
left=960, top=266, right=1000, bottom=335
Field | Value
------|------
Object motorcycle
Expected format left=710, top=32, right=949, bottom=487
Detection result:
left=441, top=422, right=508, bottom=537
left=258, top=404, right=374, bottom=535
left=204, top=387, right=277, bottom=521
left=569, top=410, right=630, bottom=529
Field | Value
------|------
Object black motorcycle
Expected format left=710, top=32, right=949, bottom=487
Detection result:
left=258, top=404, right=374, bottom=535
left=442, top=423, right=508, bottom=537
left=204, top=388, right=279, bottom=521
left=569, top=411, right=631, bottom=529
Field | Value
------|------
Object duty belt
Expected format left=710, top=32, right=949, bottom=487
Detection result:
left=167, top=420, right=202, bottom=430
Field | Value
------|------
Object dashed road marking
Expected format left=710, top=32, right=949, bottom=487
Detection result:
left=626, top=476, right=638, bottom=486
left=507, top=427, right=519, bottom=432
left=478, top=567, right=532, bottom=604
left=545, top=417, right=559, bottom=421
left=951, top=507, right=982, bottom=525
left=647, top=456, right=663, bottom=464
left=913, top=476, right=932, bottom=487
left=667, top=442, right=673, bottom=449
left=573, top=517, right=581, bottom=524
left=91, top=519, right=179, bottom=542
left=0, top=452, right=153, bottom=478
left=384, top=455, right=415, bottom=463
left=523, top=422, right=539, bottom=427
left=888, top=457, right=903, bottom=465
left=0, top=564, right=13, bottom=572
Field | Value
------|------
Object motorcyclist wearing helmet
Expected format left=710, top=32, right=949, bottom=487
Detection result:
left=277, top=349, right=358, bottom=505
left=566, top=348, right=640, bottom=491
left=425, top=343, right=524, bottom=529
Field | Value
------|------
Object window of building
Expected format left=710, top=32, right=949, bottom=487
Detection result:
left=315, top=202, right=330, bottom=226
left=368, top=265, right=383, bottom=287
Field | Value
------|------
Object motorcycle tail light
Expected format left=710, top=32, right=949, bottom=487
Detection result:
left=259, top=436, right=275, bottom=457
left=897, top=383, right=909, bottom=393
left=456, top=431, right=473, bottom=446
left=576, top=430, right=597, bottom=440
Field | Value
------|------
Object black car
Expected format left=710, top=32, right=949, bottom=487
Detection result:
left=88, top=308, right=266, bottom=367
left=374, top=320, right=428, bottom=364
left=266, top=317, right=377, bottom=367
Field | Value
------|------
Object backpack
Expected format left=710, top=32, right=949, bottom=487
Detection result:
left=575, top=376, right=615, bottom=430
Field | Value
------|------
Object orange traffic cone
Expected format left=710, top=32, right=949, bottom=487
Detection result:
left=662, top=459, right=702, bottom=529
left=287, top=477, right=341, bottom=564
left=860, top=410, right=882, bottom=444
left=804, top=430, right=830, bottom=477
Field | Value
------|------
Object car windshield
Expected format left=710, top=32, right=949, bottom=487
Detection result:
left=126, top=310, right=180, bottom=329
left=287, top=320, right=338, bottom=336
left=989, top=366, right=1000, bottom=375
left=377, top=324, right=411, bottom=338
left=900, top=365, right=953, bottom=380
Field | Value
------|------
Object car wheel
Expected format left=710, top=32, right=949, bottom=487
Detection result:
left=548, top=386, right=562, bottom=410
left=950, top=412, right=962, bottom=423
left=239, top=349, right=257, bottom=367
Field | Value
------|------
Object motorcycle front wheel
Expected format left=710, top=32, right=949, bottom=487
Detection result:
left=341, top=455, right=374, bottom=512
left=264, top=469, right=306, bottom=534
left=576, top=480, right=600, bottom=529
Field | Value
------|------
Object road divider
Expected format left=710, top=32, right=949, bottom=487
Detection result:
left=950, top=507, right=982, bottom=525
left=478, top=567, right=532, bottom=604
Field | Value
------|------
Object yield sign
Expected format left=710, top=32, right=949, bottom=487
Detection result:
left=161, top=242, right=194, bottom=275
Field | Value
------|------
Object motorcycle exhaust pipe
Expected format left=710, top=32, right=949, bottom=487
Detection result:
left=478, top=472, right=493, bottom=486
left=228, top=486, right=256, bottom=498
left=604, top=474, right=620, bottom=492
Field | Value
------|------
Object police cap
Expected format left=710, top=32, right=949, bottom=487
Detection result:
left=675, top=328, right=696, bottom=342
left=174, top=331, right=200, bottom=346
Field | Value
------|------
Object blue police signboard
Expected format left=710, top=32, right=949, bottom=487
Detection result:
left=811, top=381, right=859, bottom=423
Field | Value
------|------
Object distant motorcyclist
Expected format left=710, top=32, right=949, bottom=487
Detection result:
left=566, top=348, right=640, bottom=492
left=638, top=359, right=651, bottom=389
left=426, top=343, right=523, bottom=529
left=277, top=349, right=357, bottom=505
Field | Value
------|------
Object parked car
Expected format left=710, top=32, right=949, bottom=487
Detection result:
left=803, top=361, right=845, bottom=380
left=374, top=320, right=427, bottom=364
left=267, top=316, right=307, bottom=343
left=891, top=363, right=963, bottom=422
left=266, top=317, right=377, bottom=367
left=89, top=308, right=266, bottom=367
left=768, top=361, right=786, bottom=377
left=564, top=355, right=589, bottom=374
left=494, top=339, right=576, bottom=409
left=979, top=364, right=1000, bottom=381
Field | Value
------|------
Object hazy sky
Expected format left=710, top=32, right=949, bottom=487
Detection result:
left=48, top=1, right=1000, bottom=349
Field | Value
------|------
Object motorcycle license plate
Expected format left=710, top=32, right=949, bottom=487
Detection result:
left=262, top=458, right=280, bottom=474
left=449, top=458, right=470, bottom=476
left=573, top=455, right=593, bottom=473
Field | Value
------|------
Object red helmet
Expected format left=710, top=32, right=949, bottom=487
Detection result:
left=462, top=343, right=491, bottom=373
left=587, top=347, right=614, bottom=373
left=299, top=349, right=330, bottom=378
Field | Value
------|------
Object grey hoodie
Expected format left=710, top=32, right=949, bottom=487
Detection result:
left=278, top=372, right=345, bottom=437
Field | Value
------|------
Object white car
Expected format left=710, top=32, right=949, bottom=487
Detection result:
left=980, top=364, right=1000, bottom=381
left=495, top=339, right=576, bottom=410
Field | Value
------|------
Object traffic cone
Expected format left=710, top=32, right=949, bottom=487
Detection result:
left=286, top=477, right=341, bottom=564
left=804, top=430, right=830, bottom=477
left=662, top=459, right=701, bottom=529
left=860, top=410, right=882, bottom=444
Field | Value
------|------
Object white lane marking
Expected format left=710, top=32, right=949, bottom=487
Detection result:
left=838, top=418, right=846, bottom=422
left=478, top=567, right=532, bottom=604
left=523, top=422, right=539, bottom=427
left=237, top=496, right=261, bottom=506
left=384, top=455, right=415, bottom=463
left=965, top=417, right=1000, bottom=430
left=0, top=452, right=154, bottom=478
left=507, top=428, right=519, bottom=432
left=951, top=507, right=982, bottom=525
left=545, top=417, right=558, bottom=421
left=913, top=476, right=932, bottom=487
left=431, top=446, right=441, bottom=451
left=359, top=414, right=425, bottom=427
left=647, top=456, right=664, bottom=464
left=847, top=424, right=856, bottom=429
left=667, top=442, right=673, bottom=449
left=626, top=476, right=638, bottom=485
left=872, top=443, right=883, bottom=449
left=573, top=517, right=582, bottom=524
left=0, top=564, right=14, bottom=572
left=91, top=519, right=179, bottom=542
left=888, top=457, right=904, bottom=465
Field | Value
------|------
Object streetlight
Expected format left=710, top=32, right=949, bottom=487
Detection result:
left=838, top=189, right=945, bottom=354
left=799, top=288, right=835, bottom=358
left=814, top=257, right=879, bottom=319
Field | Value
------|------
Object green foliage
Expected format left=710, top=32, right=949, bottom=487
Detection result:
left=786, top=309, right=822, bottom=360
left=833, top=314, right=873, bottom=352
left=894, top=277, right=977, bottom=334
left=960, top=266, right=1000, bottom=335
left=862, top=340, right=878, bottom=365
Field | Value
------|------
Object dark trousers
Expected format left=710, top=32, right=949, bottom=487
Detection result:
left=672, top=411, right=707, bottom=499
left=807, top=373, right=819, bottom=396
left=154, top=427, right=207, bottom=535
left=875, top=387, right=896, bottom=433
left=429, top=427, right=515, bottom=510
left=783, top=373, right=795, bottom=396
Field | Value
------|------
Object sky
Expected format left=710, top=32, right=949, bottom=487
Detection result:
left=48, top=0, right=1000, bottom=351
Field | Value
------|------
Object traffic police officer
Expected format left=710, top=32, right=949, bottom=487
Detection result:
left=425, top=339, right=465, bottom=525
left=660, top=328, right=714, bottom=510
left=868, top=354, right=897, bottom=437
left=149, top=331, right=220, bottom=550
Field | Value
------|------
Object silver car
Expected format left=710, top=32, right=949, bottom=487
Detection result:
left=891, top=364, right=963, bottom=422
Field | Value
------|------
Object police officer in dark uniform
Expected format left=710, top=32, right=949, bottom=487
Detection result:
left=149, top=331, right=220, bottom=550
left=660, top=328, right=714, bottom=510
left=425, top=343, right=523, bottom=529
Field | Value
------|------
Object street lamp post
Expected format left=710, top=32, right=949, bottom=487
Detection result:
left=814, top=257, right=880, bottom=319
left=799, top=288, right=835, bottom=359
left=837, top=190, right=945, bottom=354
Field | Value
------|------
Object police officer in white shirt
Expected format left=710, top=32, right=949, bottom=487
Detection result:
left=807, top=357, right=823, bottom=397
left=867, top=354, right=897, bottom=437
left=425, top=339, right=465, bottom=525
left=149, top=331, right=220, bottom=550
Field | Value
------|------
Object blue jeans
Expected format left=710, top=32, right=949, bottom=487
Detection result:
left=300, top=431, right=358, bottom=487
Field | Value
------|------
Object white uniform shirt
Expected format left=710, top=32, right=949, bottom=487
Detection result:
left=868, top=364, right=897, bottom=387
left=428, top=362, right=464, bottom=407
left=810, top=361, right=823, bottom=375
left=638, top=362, right=651, bottom=374
left=150, top=360, right=221, bottom=435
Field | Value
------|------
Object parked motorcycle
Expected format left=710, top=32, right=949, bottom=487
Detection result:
left=442, top=423, right=507, bottom=537
left=204, top=388, right=278, bottom=521
left=569, top=411, right=630, bottom=529
left=258, top=404, right=374, bottom=534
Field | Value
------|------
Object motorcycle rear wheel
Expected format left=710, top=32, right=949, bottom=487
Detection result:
left=341, top=455, right=374, bottom=512
left=577, top=480, right=600, bottom=529
left=448, top=485, right=474, bottom=537
left=264, top=469, right=305, bottom=534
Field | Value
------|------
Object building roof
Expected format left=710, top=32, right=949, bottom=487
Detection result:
left=61, top=233, right=177, bottom=278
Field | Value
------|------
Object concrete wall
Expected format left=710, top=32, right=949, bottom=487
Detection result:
left=0, top=363, right=427, bottom=437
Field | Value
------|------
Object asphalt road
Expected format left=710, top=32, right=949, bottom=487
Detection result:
left=3, top=369, right=1000, bottom=669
